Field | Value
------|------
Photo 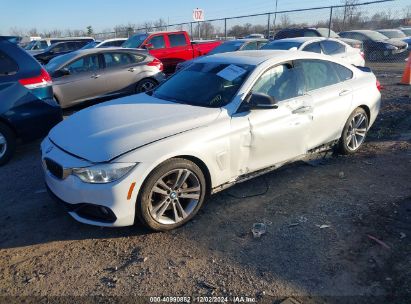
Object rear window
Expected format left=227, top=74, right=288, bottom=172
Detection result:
left=0, top=51, right=18, bottom=75
left=168, top=34, right=187, bottom=47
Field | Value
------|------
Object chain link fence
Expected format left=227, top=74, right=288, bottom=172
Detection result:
left=93, top=0, right=410, bottom=70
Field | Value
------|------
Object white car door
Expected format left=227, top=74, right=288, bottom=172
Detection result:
left=295, top=59, right=354, bottom=150
left=230, top=64, right=313, bottom=175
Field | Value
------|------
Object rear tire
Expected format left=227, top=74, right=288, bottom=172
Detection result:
left=135, top=78, right=158, bottom=93
left=135, top=158, right=207, bottom=231
left=0, top=123, right=16, bottom=166
left=338, top=107, right=369, bottom=155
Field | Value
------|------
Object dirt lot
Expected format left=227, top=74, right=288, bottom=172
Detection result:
left=0, top=63, right=410, bottom=303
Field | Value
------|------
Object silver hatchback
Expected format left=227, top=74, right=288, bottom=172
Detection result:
left=46, top=48, right=165, bottom=108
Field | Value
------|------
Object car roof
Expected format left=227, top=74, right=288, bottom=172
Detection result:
left=341, top=30, right=377, bottom=34
left=272, top=37, right=325, bottom=43
left=377, top=29, right=402, bottom=32
left=226, top=38, right=268, bottom=43
left=101, top=38, right=127, bottom=42
left=197, top=50, right=330, bottom=66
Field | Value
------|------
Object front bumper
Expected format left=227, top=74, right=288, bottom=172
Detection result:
left=41, top=138, right=144, bottom=227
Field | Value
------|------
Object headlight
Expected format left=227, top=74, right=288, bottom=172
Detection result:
left=72, top=163, right=137, bottom=184
left=385, top=44, right=398, bottom=50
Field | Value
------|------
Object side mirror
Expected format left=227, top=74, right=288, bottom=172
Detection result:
left=54, top=68, right=70, bottom=78
left=248, top=92, right=278, bottom=110
left=145, top=43, right=154, bottom=50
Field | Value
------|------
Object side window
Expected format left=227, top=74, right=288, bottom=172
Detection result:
left=168, top=34, right=187, bottom=47
left=302, top=42, right=322, bottom=53
left=321, top=40, right=346, bottom=55
left=104, top=53, right=135, bottom=68
left=296, top=59, right=340, bottom=91
left=129, top=53, right=145, bottom=63
left=51, top=43, right=67, bottom=53
left=65, top=55, right=100, bottom=74
left=331, top=63, right=353, bottom=81
left=257, top=41, right=268, bottom=49
left=242, top=41, right=258, bottom=50
left=0, top=51, right=18, bottom=75
left=66, top=42, right=79, bottom=51
left=252, top=64, right=305, bottom=102
left=148, top=35, right=166, bottom=49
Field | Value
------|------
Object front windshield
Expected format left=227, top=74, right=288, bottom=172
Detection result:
left=262, top=41, right=302, bottom=50
left=24, top=41, right=36, bottom=50
left=401, top=28, right=411, bottom=36
left=365, top=31, right=389, bottom=40
left=208, top=41, right=243, bottom=55
left=317, top=28, right=339, bottom=38
left=379, top=30, right=405, bottom=39
left=152, top=62, right=254, bottom=107
left=122, top=34, right=148, bottom=48
left=81, top=41, right=99, bottom=49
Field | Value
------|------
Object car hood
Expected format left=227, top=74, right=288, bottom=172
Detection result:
left=378, top=39, right=408, bottom=47
left=49, top=94, right=222, bottom=162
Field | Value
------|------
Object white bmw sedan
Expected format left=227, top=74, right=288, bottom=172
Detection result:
left=41, top=51, right=381, bottom=231
left=261, top=37, right=365, bottom=67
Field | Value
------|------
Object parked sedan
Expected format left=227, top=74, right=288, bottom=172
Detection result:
left=31, top=40, right=91, bottom=64
left=0, top=37, right=62, bottom=165
left=175, top=38, right=268, bottom=71
left=42, top=50, right=381, bottom=230
left=377, top=29, right=411, bottom=51
left=261, top=37, right=365, bottom=66
left=81, top=38, right=127, bottom=50
left=45, top=48, right=165, bottom=108
left=339, top=30, right=408, bottom=61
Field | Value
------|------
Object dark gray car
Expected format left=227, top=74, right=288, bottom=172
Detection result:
left=46, top=48, right=165, bottom=108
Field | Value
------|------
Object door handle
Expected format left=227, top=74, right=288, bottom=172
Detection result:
left=292, top=106, right=312, bottom=114
left=128, top=68, right=135, bottom=72
left=339, top=89, right=351, bottom=96
left=91, top=74, right=100, bottom=79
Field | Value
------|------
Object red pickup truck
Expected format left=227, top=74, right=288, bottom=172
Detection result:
left=122, top=31, right=222, bottom=74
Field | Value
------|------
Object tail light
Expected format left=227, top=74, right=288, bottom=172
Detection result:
left=376, top=80, right=382, bottom=91
left=147, top=58, right=163, bottom=71
left=18, top=68, right=52, bottom=89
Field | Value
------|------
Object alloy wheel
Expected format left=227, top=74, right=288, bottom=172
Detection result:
left=139, top=80, right=156, bottom=92
left=0, top=132, right=7, bottom=159
left=148, top=169, right=202, bottom=225
left=345, top=112, right=368, bottom=151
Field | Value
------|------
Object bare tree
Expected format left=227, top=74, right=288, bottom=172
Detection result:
left=9, top=27, right=25, bottom=37
left=153, top=18, right=167, bottom=31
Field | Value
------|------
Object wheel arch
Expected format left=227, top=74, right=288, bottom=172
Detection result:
left=0, top=116, right=18, bottom=138
left=358, top=104, right=371, bottom=124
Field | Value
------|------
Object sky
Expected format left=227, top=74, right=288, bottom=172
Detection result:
left=1, top=0, right=409, bottom=35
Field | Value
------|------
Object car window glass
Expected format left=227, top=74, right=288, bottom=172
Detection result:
left=0, top=51, right=18, bottom=75
left=242, top=41, right=258, bottom=50
left=65, top=55, right=100, bottom=74
left=302, top=42, right=322, bottom=53
left=168, top=34, right=187, bottom=47
left=149, top=35, right=166, bottom=49
left=331, top=63, right=353, bottom=81
left=304, top=30, right=319, bottom=37
left=252, top=64, right=305, bottom=102
left=257, top=41, right=268, bottom=49
left=321, top=40, right=345, bottom=55
left=51, top=43, right=68, bottom=53
left=104, top=52, right=135, bottom=68
left=65, top=42, right=77, bottom=51
left=296, top=59, right=340, bottom=91
left=129, top=53, right=145, bottom=63
left=351, top=33, right=365, bottom=41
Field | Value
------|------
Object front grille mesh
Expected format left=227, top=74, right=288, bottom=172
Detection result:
left=44, top=158, right=64, bottom=179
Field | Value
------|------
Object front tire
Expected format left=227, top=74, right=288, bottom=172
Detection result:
left=135, top=78, right=158, bottom=93
left=0, top=123, right=16, bottom=166
left=136, top=158, right=207, bottom=231
left=339, top=107, right=369, bottom=154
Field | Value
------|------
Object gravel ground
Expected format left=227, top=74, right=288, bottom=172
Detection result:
left=0, top=63, right=410, bottom=304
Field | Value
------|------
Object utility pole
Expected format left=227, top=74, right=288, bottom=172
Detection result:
left=273, top=0, right=279, bottom=34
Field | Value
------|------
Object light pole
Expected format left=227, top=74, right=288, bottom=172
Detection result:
left=272, top=0, right=279, bottom=35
